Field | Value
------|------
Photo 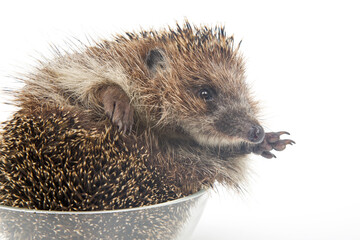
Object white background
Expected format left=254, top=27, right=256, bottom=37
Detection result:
left=1, top=1, right=359, bottom=239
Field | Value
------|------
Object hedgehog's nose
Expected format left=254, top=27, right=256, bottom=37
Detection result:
left=248, top=125, right=265, bottom=143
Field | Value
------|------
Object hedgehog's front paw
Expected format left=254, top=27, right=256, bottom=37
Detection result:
left=100, top=86, right=134, bottom=134
left=253, top=131, right=295, bottom=159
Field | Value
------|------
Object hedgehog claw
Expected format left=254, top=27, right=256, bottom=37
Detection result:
left=266, top=131, right=289, bottom=143
left=272, top=139, right=294, bottom=151
left=278, top=131, right=290, bottom=136
left=100, top=86, right=134, bottom=134
left=253, top=131, right=295, bottom=159
left=261, top=151, right=276, bottom=159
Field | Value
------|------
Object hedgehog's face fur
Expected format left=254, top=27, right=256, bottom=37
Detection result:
left=139, top=24, right=264, bottom=147
left=177, top=67, right=263, bottom=147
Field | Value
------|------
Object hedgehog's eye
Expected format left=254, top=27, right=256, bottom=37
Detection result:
left=198, top=88, right=214, bottom=101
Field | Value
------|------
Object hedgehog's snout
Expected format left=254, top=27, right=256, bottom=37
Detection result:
left=214, top=107, right=264, bottom=144
left=247, top=125, right=265, bottom=143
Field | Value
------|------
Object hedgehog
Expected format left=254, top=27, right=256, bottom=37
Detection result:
left=0, top=21, right=294, bottom=212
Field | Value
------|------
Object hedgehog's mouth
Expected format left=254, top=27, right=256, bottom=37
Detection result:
left=192, top=132, right=246, bottom=147
left=183, top=127, right=246, bottom=147
left=185, top=125, right=265, bottom=147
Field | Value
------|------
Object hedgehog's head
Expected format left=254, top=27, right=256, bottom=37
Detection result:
left=142, top=23, right=264, bottom=147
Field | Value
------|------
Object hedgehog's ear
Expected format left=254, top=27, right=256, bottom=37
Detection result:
left=145, top=48, right=168, bottom=74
